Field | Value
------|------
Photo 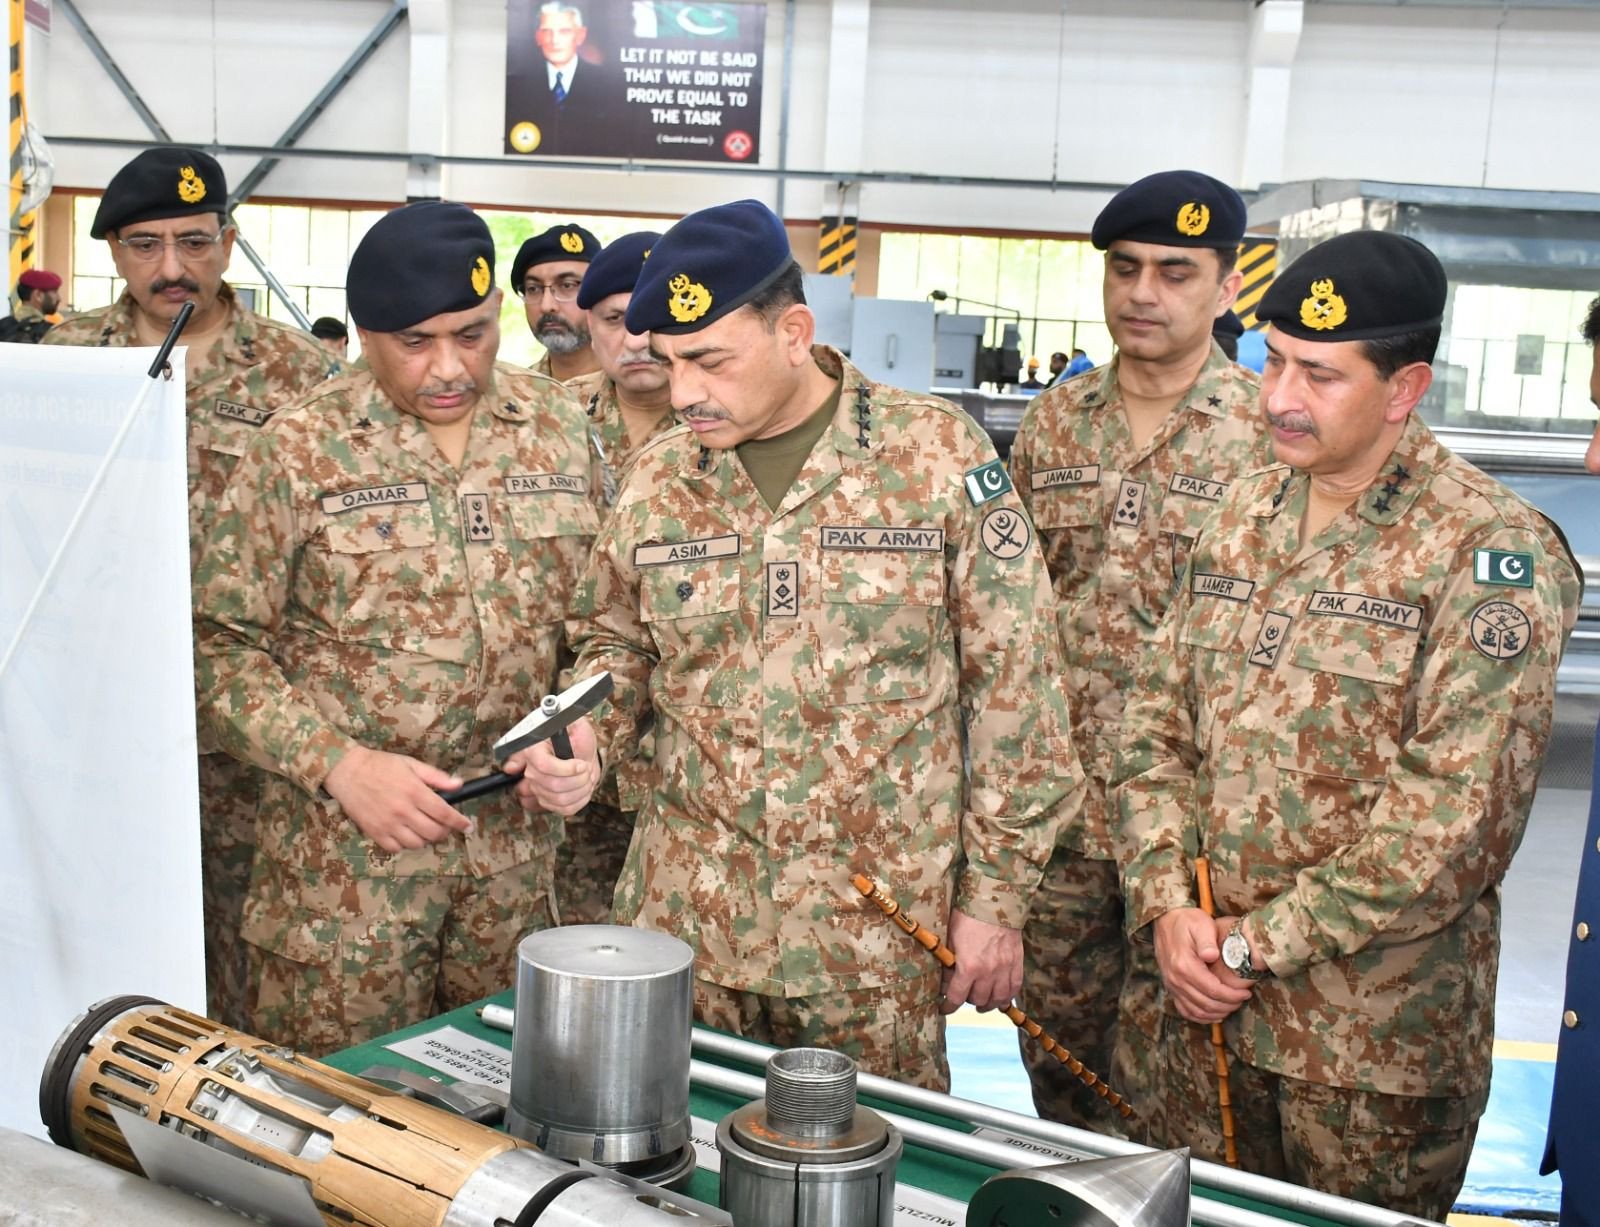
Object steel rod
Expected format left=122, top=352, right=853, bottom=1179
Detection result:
left=690, top=1030, right=1444, bottom=1227
left=229, top=230, right=312, bottom=331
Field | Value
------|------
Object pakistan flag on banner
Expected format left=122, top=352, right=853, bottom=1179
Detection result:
left=633, top=3, right=743, bottom=38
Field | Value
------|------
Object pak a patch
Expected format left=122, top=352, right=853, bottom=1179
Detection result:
left=964, top=459, right=1013, bottom=506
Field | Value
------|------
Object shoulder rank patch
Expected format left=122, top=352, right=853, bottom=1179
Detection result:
left=980, top=507, right=1031, bottom=560
left=1470, top=600, right=1532, bottom=660
left=1474, top=549, right=1534, bottom=588
left=964, top=459, right=1012, bottom=506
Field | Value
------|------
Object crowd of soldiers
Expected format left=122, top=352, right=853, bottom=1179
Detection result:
left=32, top=144, right=1600, bottom=1221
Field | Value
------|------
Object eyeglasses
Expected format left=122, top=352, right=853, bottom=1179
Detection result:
left=522, top=277, right=584, bottom=303
left=115, top=231, right=227, bottom=262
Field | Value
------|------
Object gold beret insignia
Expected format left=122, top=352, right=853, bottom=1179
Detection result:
left=560, top=232, right=585, bottom=254
left=1300, top=277, right=1349, bottom=332
left=667, top=272, right=713, bottom=324
left=1176, top=201, right=1210, bottom=237
left=471, top=256, right=491, bottom=297
left=177, top=165, right=207, bottom=205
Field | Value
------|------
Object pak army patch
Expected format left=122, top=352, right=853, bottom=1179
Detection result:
left=980, top=507, right=1031, bottom=560
left=964, top=459, right=1012, bottom=506
left=1470, top=600, right=1532, bottom=660
left=1474, top=549, right=1534, bottom=588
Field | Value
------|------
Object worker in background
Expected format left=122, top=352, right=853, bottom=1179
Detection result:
left=1019, top=356, right=1047, bottom=390
left=512, top=222, right=604, bottom=385
left=1, top=268, right=63, bottom=343
left=513, top=199, right=1081, bottom=1087
left=551, top=229, right=677, bottom=925
left=1010, top=169, right=1269, bottom=1136
left=310, top=315, right=349, bottom=358
left=1541, top=292, right=1600, bottom=1226
left=194, top=201, right=601, bottom=1052
left=43, top=146, right=340, bottom=1030
left=1065, top=347, right=1095, bottom=377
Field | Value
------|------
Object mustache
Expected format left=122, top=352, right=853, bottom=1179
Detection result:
left=617, top=350, right=663, bottom=367
left=1267, top=410, right=1318, bottom=437
left=680, top=404, right=730, bottom=422
left=150, top=277, right=202, bottom=295
left=417, top=378, right=477, bottom=398
left=535, top=313, right=574, bottom=332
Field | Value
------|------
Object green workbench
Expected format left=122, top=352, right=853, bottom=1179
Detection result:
left=325, top=992, right=1349, bottom=1227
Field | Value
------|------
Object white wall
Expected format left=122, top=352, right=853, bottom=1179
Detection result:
left=26, top=0, right=1600, bottom=235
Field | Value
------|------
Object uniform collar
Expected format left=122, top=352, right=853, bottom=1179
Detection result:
left=1246, top=412, right=1437, bottom=524
left=100, top=282, right=258, bottom=365
left=680, top=344, right=878, bottom=482
left=344, top=364, right=508, bottom=432
left=1093, top=340, right=1236, bottom=418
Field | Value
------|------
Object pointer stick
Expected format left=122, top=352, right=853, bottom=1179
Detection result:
left=1194, top=857, right=1239, bottom=1168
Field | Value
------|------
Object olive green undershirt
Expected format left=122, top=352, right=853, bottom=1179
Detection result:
left=736, top=379, right=842, bottom=510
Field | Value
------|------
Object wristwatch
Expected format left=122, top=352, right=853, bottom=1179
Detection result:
left=1221, top=919, right=1270, bottom=981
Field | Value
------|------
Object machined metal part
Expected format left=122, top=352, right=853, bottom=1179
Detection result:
left=967, top=1149, right=1191, bottom=1227
left=716, top=1048, right=902, bottom=1227
left=506, top=926, right=694, bottom=1167
left=690, top=1031, right=1444, bottom=1227
left=39, top=997, right=726, bottom=1227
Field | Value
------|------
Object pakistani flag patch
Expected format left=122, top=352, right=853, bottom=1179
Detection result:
left=1474, top=549, right=1534, bottom=588
left=964, top=459, right=1013, bottom=506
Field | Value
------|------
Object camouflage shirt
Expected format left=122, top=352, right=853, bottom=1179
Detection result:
left=567, top=347, right=1081, bottom=996
left=1116, top=413, right=1582, bottom=1097
left=194, top=362, right=601, bottom=880
left=582, top=376, right=678, bottom=510
left=1010, top=343, right=1268, bottom=858
left=43, top=285, right=341, bottom=567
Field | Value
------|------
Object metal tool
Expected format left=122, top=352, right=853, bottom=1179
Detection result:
left=505, top=926, right=695, bottom=1170
left=356, top=1063, right=507, bottom=1125
left=716, top=1048, right=902, bottom=1227
left=851, top=873, right=1135, bottom=1120
left=39, top=996, right=729, bottom=1227
left=967, top=1149, right=1192, bottom=1227
left=437, top=672, right=613, bottom=805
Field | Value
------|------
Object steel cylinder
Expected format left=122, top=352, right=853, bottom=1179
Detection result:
left=716, top=1048, right=902, bottom=1227
left=504, top=925, right=694, bottom=1165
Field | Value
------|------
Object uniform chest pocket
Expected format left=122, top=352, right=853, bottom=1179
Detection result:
left=1031, top=484, right=1102, bottom=596
left=1281, top=614, right=1418, bottom=782
left=639, top=555, right=747, bottom=708
left=499, top=495, right=600, bottom=624
left=319, top=505, right=442, bottom=646
left=818, top=548, right=946, bottom=705
left=1158, top=492, right=1221, bottom=591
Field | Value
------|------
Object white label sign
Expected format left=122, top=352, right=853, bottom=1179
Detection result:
left=385, top=1025, right=514, bottom=1089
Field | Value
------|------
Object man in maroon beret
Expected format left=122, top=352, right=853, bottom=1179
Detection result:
left=1, top=267, right=62, bottom=343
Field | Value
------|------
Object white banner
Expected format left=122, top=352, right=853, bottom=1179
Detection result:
left=0, top=343, right=201, bottom=1136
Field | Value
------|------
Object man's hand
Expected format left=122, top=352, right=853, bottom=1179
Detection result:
left=504, top=716, right=601, bottom=816
left=324, top=745, right=472, bottom=854
left=1154, top=907, right=1253, bottom=1023
left=941, top=909, right=1022, bottom=1014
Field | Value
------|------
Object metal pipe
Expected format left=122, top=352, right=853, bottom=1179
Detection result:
left=229, top=0, right=410, bottom=207
left=55, top=0, right=172, bottom=142
left=691, top=1031, right=1443, bottom=1227
left=44, top=135, right=1134, bottom=196
left=229, top=230, right=313, bottom=330
left=689, top=1059, right=1288, bottom=1227
left=775, top=0, right=795, bottom=218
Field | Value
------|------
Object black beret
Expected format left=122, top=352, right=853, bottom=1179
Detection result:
left=1213, top=309, right=1245, bottom=339
left=90, top=147, right=227, bottom=239
left=1257, top=231, right=1446, bottom=343
left=1091, top=169, right=1245, bottom=251
left=510, top=224, right=602, bottom=293
left=625, top=199, right=791, bottom=336
left=347, top=201, right=496, bottom=332
left=576, top=231, right=661, bottom=310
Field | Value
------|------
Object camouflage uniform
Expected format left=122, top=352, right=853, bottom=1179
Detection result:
left=566, top=347, right=1081, bottom=1086
left=194, top=361, right=600, bottom=1054
left=1009, top=344, right=1269, bottom=1133
left=554, top=377, right=679, bottom=925
left=1117, top=413, right=1581, bottom=1217
left=44, top=286, right=339, bottom=1028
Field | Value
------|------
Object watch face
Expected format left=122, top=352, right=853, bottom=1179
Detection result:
left=1222, top=932, right=1248, bottom=972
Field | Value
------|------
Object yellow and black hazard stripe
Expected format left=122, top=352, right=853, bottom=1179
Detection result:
left=9, top=0, right=36, bottom=292
left=818, top=215, right=857, bottom=277
left=1234, top=240, right=1276, bottom=330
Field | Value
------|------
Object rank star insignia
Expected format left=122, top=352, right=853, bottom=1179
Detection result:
left=177, top=164, right=207, bottom=204
left=471, top=256, right=491, bottom=297
left=1300, top=278, right=1349, bottom=331
left=560, top=231, right=585, bottom=254
left=355, top=417, right=373, bottom=429
left=668, top=273, right=713, bottom=324
left=963, top=459, right=1013, bottom=506
left=1207, top=395, right=1222, bottom=407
